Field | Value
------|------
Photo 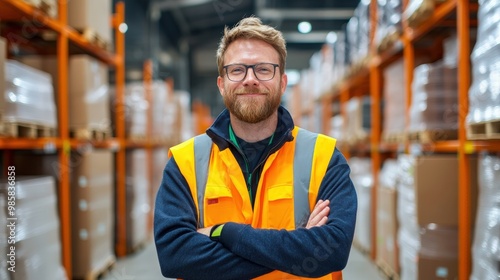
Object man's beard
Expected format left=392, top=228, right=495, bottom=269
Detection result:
left=223, top=83, right=282, bottom=123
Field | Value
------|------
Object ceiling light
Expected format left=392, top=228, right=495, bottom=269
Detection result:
left=326, top=32, right=337, bottom=44
left=298, top=21, right=312, bottom=34
left=119, top=23, right=128, bottom=33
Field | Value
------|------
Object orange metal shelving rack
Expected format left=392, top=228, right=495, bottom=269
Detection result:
left=0, top=0, right=126, bottom=277
left=321, top=0, right=500, bottom=280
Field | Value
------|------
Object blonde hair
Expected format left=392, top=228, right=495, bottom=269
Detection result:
left=216, top=16, right=287, bottom=77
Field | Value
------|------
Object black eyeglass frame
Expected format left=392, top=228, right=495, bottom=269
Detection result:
left=222, top=63, right=280, bottom=82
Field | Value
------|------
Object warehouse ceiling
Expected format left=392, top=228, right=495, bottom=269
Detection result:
left=122, top=0, right=361, bottom=72
left=149, top=0, right=360, bottom=51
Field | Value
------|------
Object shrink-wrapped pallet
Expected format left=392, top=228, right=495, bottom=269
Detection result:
left=468, top=0, right=500, bottom=124
left=0, top=177, right=67, bottom=280
left=470, top=154, right=500, bottom=280
left=3, top=60, right=57, bottom=128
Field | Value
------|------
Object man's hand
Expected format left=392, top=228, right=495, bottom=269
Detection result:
left=306, top=199, right=330, bottom=229
left=197, top=226, right=213, bottom=236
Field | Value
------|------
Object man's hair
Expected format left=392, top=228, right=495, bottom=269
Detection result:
left=216, top=16, right=287, bottom=77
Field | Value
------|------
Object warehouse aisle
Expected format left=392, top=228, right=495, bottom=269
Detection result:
left=102, top=240, right=386, bottom=280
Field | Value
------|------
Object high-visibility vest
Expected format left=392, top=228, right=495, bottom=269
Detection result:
left=170, top=126, right=343, bottom=280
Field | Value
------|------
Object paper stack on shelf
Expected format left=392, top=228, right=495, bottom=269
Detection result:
left=4, top=60, right=57, bottom=129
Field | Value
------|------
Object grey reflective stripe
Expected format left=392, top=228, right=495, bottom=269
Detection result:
left=293, top=128, right=317, bottom=228
left=193, top=129, right=318, bottom=229
left=193, top=134, right=212, bottom=228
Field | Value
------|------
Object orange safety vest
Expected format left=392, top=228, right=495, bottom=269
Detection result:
left=170, top=126, right=342, bottom=280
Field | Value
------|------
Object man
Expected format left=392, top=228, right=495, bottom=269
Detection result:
left=154, top=16, right=357, bottom=280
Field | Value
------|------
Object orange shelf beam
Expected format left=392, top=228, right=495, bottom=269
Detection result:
left=113, top=1, right=127, bottom=257
left=0, top=0, right=118, bottom=66
left=0, top=138, right=61, bottom=150
left=457, top=0, right=472, bottom=279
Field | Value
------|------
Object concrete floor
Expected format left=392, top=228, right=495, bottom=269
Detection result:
left=101, top=239, right=388, bottom=280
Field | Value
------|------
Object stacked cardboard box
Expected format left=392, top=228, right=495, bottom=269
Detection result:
left=126, top=150, right=152, bottom=250
left=349, top=157, right=373, bottom=252
left=397, top=154, right=478, bottom=280
left=71, top=150, right=115, bottom=279
left=20, top=55, right=111, bottom=136
left=376, top=159, right=400, bottom=276
left=0, top=176, right=67, bottom=280
left=67, top=0, right=112, bottom=50
left=0, top=37, right=5, bottom=121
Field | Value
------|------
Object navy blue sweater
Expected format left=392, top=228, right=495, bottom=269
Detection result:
left=154, top=106, right=357, bottom=280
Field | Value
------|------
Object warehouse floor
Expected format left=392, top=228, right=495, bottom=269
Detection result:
left=101, top=237, right=386, bottom=280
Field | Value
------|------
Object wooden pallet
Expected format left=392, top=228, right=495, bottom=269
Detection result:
left=128, top=134, right=147, bottom=142
left=376, top=259, right=400, bottom=280
left=0, top=121, right=56, bottom=138
left=408, top=129, right=458, bottom=143
left=22, top=0, right=57, bottom=18
left=81, top=255, right=116, bottom=280
left=70, top=128, right=112, bottom=141
left=467, top=119, right=500, bottom=140
left=76, top=28, right=110, bottom=51
left=382, top=132, right=406, bottom=144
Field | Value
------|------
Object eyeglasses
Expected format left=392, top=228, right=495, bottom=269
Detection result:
left=223, top=63, right=279, bottom=82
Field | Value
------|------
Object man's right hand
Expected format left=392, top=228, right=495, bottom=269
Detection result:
left=306, top=199, right=330, bottom=229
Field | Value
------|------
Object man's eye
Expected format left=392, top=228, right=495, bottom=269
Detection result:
left=231, top=67, right=245, bottom=74
left=256, top=67, right=271, bottom=73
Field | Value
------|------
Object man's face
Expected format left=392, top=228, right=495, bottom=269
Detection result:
left=217, top=38, right=288, bottom=124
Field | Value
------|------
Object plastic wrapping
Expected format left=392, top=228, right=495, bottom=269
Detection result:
left=468, top=0, right=500, bottom=124
left=346, top=0, right=371, bottom=66
left=329, top=114, right=344, bottom=140
left=396, top=154, right=420, bottom=280
left=470, top=153, right=500, bottom=280
left=4, top=60, right=57, bottom=127
left=379, top=159, right=399, bottom=190
left=382, top=59, right=406, bottom=137
left=0, top=176, right=67, bottom=280
left=419, top=224, right=458, bottom=259
left=403, top=0, right=435, bottom=29
left=409, top=61, right=459, bottom=132
left=123, top=82, right=149, bottom=137
left=0, top=192, right=9, bottom=280
left=349, top=157, right=373, bottom=251
left=344, top=97, right=371, bottom=143
left=374, top=0, right=403, bottom=52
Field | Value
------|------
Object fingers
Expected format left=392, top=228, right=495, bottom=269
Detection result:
left=306, top=199, right=330, bottom=229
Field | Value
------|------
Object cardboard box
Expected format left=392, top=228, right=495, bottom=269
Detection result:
left=0, top=37, right=5, bottom=118
left=70, top=150, right=115, bottom=278
left=418, top=255, right=458, bottom=280
left=69, top=55, right=110, bottom=131
left=414, top=155, right=478, bottom=227
left=67, top=0, right=112, bottom=47
left=418, top=226, right=458, bottom=280
left=376, top=186, right=399, bottom=275
left=19, top=55, right=111, bottom=132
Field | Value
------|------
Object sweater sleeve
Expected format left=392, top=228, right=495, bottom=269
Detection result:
left=153, top=158, right=273, bottom=280
left=217, top=148, right=358, bottom=278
